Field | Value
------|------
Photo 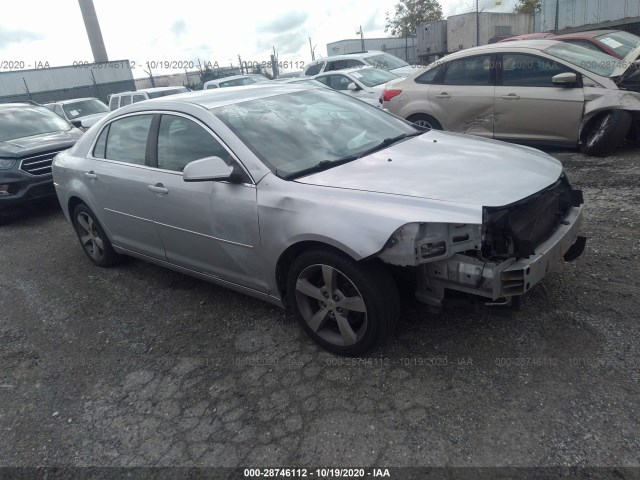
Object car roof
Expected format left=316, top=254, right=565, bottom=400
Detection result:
left=0, top=103, right=52, bottom=111
left=554, top=30, right=619, bottom=39
left=113, top=86, right=187, bottom=95
left=205, top=74, right=265, bottom=84
left=117, top=84, right=319, bottom=111
left=308, top=50, right=386, bottom=65
left=316, top=66, right=379, bottom=76
left=53, top=97, right=103, bottom=105
left=443, top=39, right=562, bottom=59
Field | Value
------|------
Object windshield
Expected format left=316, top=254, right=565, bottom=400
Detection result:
left=146, top=87, right=189, bottom=99
left=62, top=99, right=108, bottom=119
left=0, top=106, right=72, bottom=142
left=544, top=42, right=620, bottom=77
left=364, top=53, right=409, bottom=70
left=212, top=89, right=416, bottom=177
left=351, top=68, right=398, bottom=87
left=596, top=31, right=640, bottom=59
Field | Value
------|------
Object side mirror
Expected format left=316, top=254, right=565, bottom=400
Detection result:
left=183, top=156, right=238, bottom=182
left=347, top=82, right=360, bottom=91
left=552, top=72, right=578, bottom=87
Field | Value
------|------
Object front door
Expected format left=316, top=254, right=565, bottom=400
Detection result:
left=494, top=53, right=584, bottom=143
left=144, top=113, right=267, bottom=292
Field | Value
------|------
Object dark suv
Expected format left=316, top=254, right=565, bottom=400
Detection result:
left=0, top=103, right=83, bottom=215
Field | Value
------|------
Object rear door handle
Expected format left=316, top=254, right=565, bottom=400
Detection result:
left=84, top=171, right=97, bottom=180
left=501, top=94, right=520, bottom=100
left=435, top=92, right=451, bottom=98
left=147, top=183, right=169, bottom=194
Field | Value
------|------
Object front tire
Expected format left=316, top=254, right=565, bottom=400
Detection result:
left=287, top=248, right=399, bottom=356
left=72, top=204, right=121, bottom=267
left=580, top=110, right=632, bottom=156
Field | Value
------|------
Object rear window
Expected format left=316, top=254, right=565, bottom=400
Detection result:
left=305, top=63, right=324, bottom=76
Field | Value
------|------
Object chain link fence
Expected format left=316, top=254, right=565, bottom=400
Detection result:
left=0, top=67, right=245, bottom=106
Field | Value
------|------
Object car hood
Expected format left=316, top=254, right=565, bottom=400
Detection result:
left=295, top=130, right=563, bottom=207
left=0, top=129, right=83, bottom=158
left=390, top=65, right=417, bottom=78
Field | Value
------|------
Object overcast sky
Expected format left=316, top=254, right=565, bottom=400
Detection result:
left=0, top=0, right=519, bottom=76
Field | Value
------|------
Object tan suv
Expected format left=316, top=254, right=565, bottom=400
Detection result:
left=381, top=40, right=640, bottom=156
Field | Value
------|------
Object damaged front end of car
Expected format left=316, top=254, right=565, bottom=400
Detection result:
left=377, top=174, right=586, bottom=309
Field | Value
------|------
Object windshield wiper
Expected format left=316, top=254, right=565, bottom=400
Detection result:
left=277, top=130, right=424, bottom=181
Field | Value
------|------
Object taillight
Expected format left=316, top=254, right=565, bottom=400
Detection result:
left=382, top=89, right=402, bottom=102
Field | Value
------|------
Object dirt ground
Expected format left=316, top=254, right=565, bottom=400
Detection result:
left=0, top=145, right=638, bottom=475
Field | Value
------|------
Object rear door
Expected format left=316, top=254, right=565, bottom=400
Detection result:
left=494, top=53, right=584, bottom=143
left=87, top=114, right=166, bottom=259
left=428, top=54, right=495, bottom=137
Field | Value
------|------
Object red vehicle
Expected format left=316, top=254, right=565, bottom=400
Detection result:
left=553, top=30, right=640, bottom=59
left=498, top=32, right=554, bottom=42
left=499, top=30, right=640, bottom=60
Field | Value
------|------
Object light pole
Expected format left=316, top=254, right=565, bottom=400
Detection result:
left=476, top=0, right=480, bottom=47
left=356, top=26, right=364, bottom=51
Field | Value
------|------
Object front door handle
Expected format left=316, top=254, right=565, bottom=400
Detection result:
left=501, top=94, right=520, bottom=100
left=84, top=171, right=97, bottom=180
left=435, top=92, right=451, bottom=98
left=147, top=183, right=169, bottom=194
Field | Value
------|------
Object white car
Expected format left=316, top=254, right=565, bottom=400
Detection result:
left=44, top=97, right=109, bottom=130
left=108, top=87, right=189, bottom=111
left=302, top=51, right=416, bottom=78
left=203, top=74, right=270, bottom=89
left=315, top=67, right=400, bottom=106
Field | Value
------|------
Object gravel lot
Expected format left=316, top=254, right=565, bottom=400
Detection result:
left=0, top=145, right=639, bottom=474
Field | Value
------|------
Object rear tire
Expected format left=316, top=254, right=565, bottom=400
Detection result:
left=407, top=113, right=442, bottom=131
left=287, top=248, right=399, bottom=356
left=580, top=110, right=632, bottom=156
left=72, top=204, right=121, bottom=267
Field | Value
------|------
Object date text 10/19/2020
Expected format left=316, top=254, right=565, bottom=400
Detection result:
left=70, top=60, right=306, bottom=70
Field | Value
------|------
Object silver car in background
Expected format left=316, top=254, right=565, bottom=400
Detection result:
left=52, top=85, right=586, bottom=355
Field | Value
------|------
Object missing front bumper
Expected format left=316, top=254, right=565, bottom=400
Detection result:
left=416, top=205, right=585, bottom=307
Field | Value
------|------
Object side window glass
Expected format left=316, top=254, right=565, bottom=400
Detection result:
left=502, top=54, right=573, bottom=87
left=93, top=125, right=109, bottom=159
left=157, top=115, right=235, bottom=172
left=305, top=63, right=323, bottom=76
left=54, top=105, right=65, bottom=118
left=315, top=76, right=330, bottom=86
left=132, top=94, right=146, bottom=103
left=109, top=96, right=118, bottom=110
left=443, top=55, right=493, bottom=85
left=104, top=115, right=152, bottom=164
left=415, top=65, right=442, bottom=84
left=120, top=95, right=132, bottom=106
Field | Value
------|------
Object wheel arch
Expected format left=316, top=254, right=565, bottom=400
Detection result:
left=275, top=240, right=371, bottom=306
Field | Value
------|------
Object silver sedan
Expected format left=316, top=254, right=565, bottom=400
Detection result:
left=52, top=84, right=586, bottom=355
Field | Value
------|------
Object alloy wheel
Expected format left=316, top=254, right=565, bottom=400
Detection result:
left=295, top=264, right=367, bottom=347
left=76, top=212, right=105, bottom=262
